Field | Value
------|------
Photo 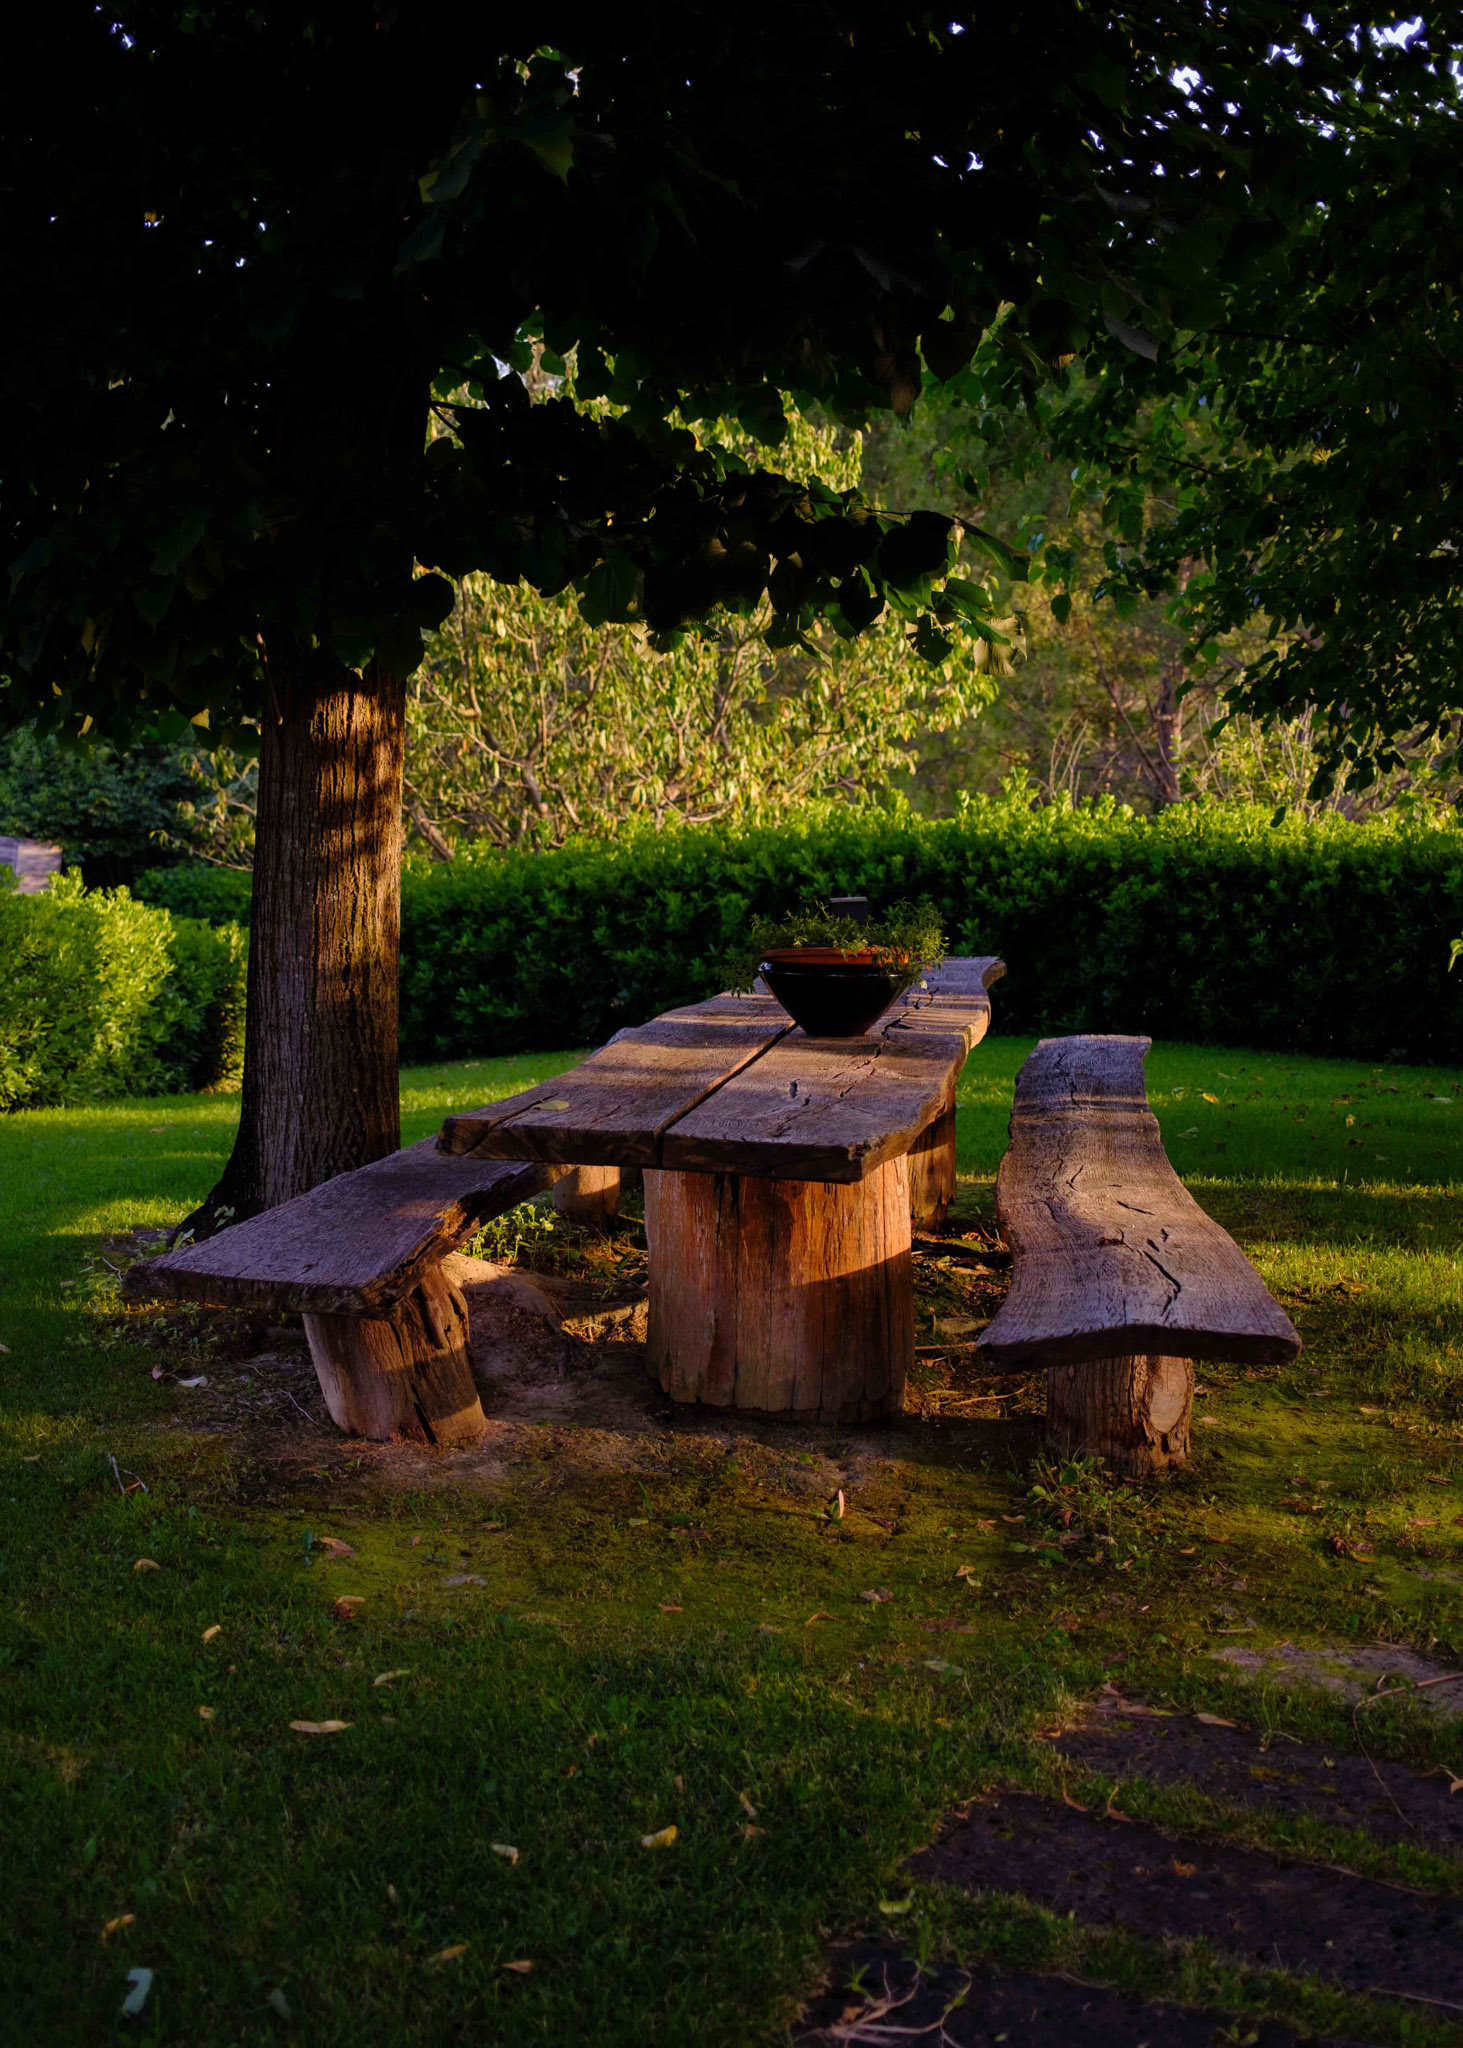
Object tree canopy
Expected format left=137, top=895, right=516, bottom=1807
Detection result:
left=4, top=4, right=1425, bottom=742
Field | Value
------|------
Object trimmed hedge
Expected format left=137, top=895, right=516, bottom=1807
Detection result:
left=140, top=796, right=1463, bottom=1067
left=0, top=873, right=246, bottom=1109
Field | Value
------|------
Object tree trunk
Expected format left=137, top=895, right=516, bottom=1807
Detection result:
left=643, top=1161, right=913, bottom=1423
left=302, top=1259, right=485, bottom=1446
left=908, top=1105, right=956, bottom=1230
left=189, top=645, right=407, bottom=1231
left=1044, top=1355, right=1193, bottom=1477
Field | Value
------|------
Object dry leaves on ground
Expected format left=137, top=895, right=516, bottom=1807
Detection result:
left=640, top=1826, right=677, bottom=1850
left=289, top=1719, right=351, bottom=1735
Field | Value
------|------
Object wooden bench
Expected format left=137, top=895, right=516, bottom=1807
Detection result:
left=123, top=1140, right=552, bottom=1446
left=977, top=1035, right=1300, bottom=1475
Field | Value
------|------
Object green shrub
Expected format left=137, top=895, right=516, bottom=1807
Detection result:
left=138, top=796, right=1463, bottom=1067
left=0, top=873, right=246, bottom=1109
left=134, top=863, right=254, bottom=927
left=395, top=794, right=1463, bottom=1067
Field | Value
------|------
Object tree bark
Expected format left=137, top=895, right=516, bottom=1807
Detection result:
left=1044, top=1355, right=1193, bottom=1477
left=643, top=1161, right=913, bottom=1423
left=189, top=644, right=407, bottom=1231
left=302, top=1259, right=485, bottom=1445
left=908, top=1105, right=956, bottom=1229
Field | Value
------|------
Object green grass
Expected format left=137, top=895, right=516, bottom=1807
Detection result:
left=3, top=1039, right=1463, bottom=2044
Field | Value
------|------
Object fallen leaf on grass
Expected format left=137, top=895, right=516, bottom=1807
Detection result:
left=924, top=1659, right=964, bottom=1677
left=1195, top=1712, right=1236, bottom=1728
left=1409, top=1517, right=1439, bottom=1529
left=740, top=1792, right=757, bottom=1818
left=859, top=1588, right=892, bottom=1604
left=1172, top=1858, right=1197, bottom=1877
left=657, top=1602, right=683, bottom=1613
left=176, top=1375, right=208, bottom=1390
left=443, top=1573, right=488, bottom=1587
left=0, top=1341, right=8, bottom=1352
left=502, top=1959, right=533, bottom=1974
left=1000, top=1514, right=1024, bottom=1525
left=150, top=1365, right=168, bottom=1381
left=640, top=1826, right=677, bottom=1850
left=1329, top=1535, right=1375, bottom=1559
left=1359, top=1405, right=1386, bottom=1415
left=805, top=1612, right=835, bottom=1626
left=133, top=1558, right=160, bottom=1572
left=834, top=1489, right=845, bottom=1519
left=120, top=1967, right=153, bottom=2017
left=878, top=1894, right=913, bottom=1916
left=953, top=1563, right=978, bottom=1581
left=332, top=1596, right=365, bottom=1621
left=201, top=1625, right=221, bottom=1643
left=317, top=1537, right=355, bottom=1559
left=410, top=1535, right=422, bottom=1548
left=491, top=1843, right=519, bottom=1865
left=373, top=1669, right=411, bottom=1688
left=425, top=1944, right=469, bottom=1967
left=743, top=1823, right=760, bottom=1840
left=1061, top=1787, right=1089, bottom=1813
left=289, top=1719, right=351, bottom=1735
left=102, top=1914, right=135, bottom=1941
left=974, top=1519, right=995, bottom=1533
left=197, top=1705, right=215, bottom=1722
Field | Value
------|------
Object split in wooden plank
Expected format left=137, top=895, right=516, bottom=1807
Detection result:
left=438, top=994, right=791, bottom=1167
left=658, top=1021, right=967, bottom=1183
left=979, top=1035, right=1300, bottom=1373
left=122, top=1139, right=550, bottom=1320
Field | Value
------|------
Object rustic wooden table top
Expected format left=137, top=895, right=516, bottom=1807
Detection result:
left=437, top=957, right=1005, bottom=1184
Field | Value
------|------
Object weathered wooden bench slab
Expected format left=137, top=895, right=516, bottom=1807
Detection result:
left=978, top=1035, right=1300, bottom=1474
left=124, top=1141, right=552, bottom=1446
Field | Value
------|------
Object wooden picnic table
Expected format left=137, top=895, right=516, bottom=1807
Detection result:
left=438, top=957, right=1004, bottom=1424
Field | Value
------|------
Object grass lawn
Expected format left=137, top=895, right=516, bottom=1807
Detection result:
left=4, top=1037, right=1463, bottom=2044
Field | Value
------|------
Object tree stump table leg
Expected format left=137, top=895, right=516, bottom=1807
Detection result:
left=643, top=1158, right=913, bottom=1423
left=907, top=1105, right=956, bottom=1230
left=1044, top=1355, right=1193, bottom=1477
left=552, top=1164, right=621, bottom=1228
left=302, top=1261, right=487, bottom=1446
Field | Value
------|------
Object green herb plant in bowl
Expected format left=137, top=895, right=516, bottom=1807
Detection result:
left=730, top=901, right=947, bottom=1039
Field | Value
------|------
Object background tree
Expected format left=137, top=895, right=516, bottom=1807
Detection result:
left=3, top=6, right=1430, bottom=1223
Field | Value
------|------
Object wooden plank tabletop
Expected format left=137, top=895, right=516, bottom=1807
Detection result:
left=439, top=958, right=1004, bottom=1183
left=438, top=994, right=792, bottom=1167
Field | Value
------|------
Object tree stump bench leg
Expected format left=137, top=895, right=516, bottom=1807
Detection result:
left=301, top=1260, right=487, bottom=1446
left=642, top=1158, right=913, bottom=1423
left=907, top=1105, right=956, bottom=1229
left=1044, top=1355, right=1193, bottom=1477
left=552, top=1164, right=621, bottom=1228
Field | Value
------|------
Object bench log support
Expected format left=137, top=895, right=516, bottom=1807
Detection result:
left=907, top=1105, right=956, bottom=1230
left=552, top=1164, right=621, bottom=1228
left=302, top=1261, right=486, bottom=1447
left=1045, top=1355, right=1193, bottom=1477
left=643, top=1159, right=913, bottom=1424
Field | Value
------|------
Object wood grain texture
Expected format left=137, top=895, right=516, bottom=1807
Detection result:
left=123, top=1140, right=550, bottom=1318
left=1044, top=1355, right=1194, bottom=1477
left=438, top=995, right=791, bottom=1165
left=303, top=1259, right=485, bottom=1445
left=643, top=1158, right=912, bottom=1422
left=979, top=1035, right=1301, bottom=1370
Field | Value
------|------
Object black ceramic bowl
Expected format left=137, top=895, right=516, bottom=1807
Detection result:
left=759, top=948, right=908, bottom=1038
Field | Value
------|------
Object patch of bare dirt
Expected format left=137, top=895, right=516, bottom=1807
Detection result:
left=1210, top=1639, right=1463, bottom=1717
left=1048, top=1686, right=1463, bottom=1851
left=912, top=1788, right=1463, bottom=2003
left=798, top=1947, right=1369, bottom=2047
